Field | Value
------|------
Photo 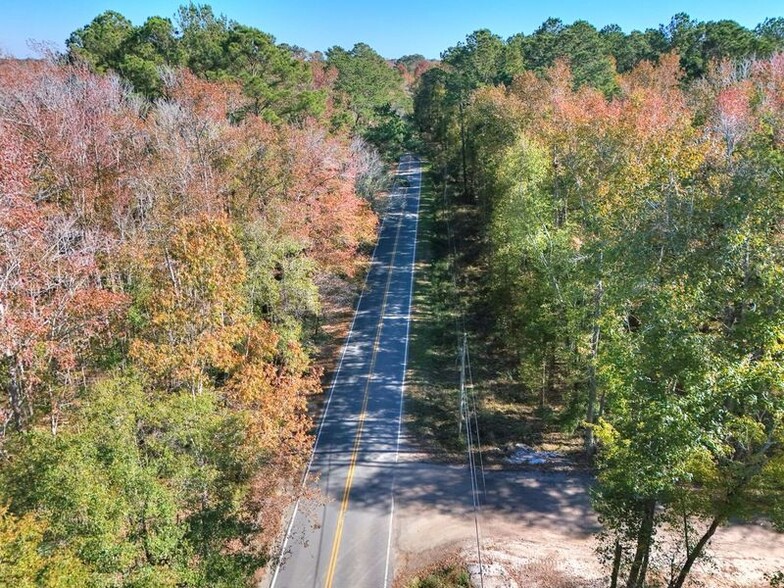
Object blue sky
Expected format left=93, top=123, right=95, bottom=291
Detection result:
left=1, top=0, right=782, bottom=59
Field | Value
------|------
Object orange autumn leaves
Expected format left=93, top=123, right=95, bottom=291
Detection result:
left=1, top=57, right=377, bottom=577
left=0, top=57, right=377, bottom=445
left=460, top=49, right=784, bottom=588
left=129, top=215, right=317, bottom=457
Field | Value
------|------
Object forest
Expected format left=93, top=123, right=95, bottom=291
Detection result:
left=0, top=5, right=404, bottom=585
left=414, top=13, right=784, bottom=588
left=0, top=3, right=783, bottom=587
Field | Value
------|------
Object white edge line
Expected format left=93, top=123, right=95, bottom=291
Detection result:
left=383, top=154, right=422, bottom=587
left=269, top=157, right=406, bottom=588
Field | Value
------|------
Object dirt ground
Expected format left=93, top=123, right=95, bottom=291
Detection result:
left=392, top=441, right=784, bottom=588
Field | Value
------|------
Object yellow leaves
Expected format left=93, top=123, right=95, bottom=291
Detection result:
left=127, top=209, right=318, bottom=464
left=131, top=214, right=252, bottom=387
left=759, top=439, right=784, bottom=489
left=128, top=210, right=318, bottom=465
left=226, top=360, right=276, bottom=408
left=223, top=332, right=316, bottom=457
left=196, top=322, right=251, bottom=373
left=491, top=135, right=549, bottom=206
left=129, top=339, right=180, bottom=382
left=166, top=214, right=248, bottom=320
left=684, top=446, right=722, bottom=487
left=0, top=506, right=47, bottom=584
left=593, top=417, right=621, bottom=447
left=726, top=415, right=768, bottom=449
left=0, top=505, right=89, bottom=588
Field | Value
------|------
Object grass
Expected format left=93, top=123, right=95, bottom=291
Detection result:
left=405, top=166, right=466, bottom=457
left=394, top=554, right=471, bottom=588
left=405, top=169, right=584, bottom=463
left=406, top=566, right=470, bottom=588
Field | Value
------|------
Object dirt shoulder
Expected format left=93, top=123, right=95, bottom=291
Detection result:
left=391, top=451, right=599, bottom=578
left=392, top=446, right=784, bottom=588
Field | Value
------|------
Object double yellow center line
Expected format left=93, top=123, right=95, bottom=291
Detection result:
left=323, top=187, right=408, bottom=588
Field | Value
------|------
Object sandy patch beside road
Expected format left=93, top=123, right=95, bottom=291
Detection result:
left=393, top=455, right=783, bottom=587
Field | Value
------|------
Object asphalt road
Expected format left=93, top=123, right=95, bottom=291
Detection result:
left=268, top=154, right=422, bottom=588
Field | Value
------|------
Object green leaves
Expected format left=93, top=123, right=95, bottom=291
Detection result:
left=326, top=42, right=410, bottom=145
left=523, top=20, right=619, bottom=94
left=0, top=373, right=267, bottom=586
left=66, top=11, right=134, bottom=73
left=420, top=40, right=784, bottom=586
left=442, top=29, right=519, bottom=88
left=2, top=5, right=398, bottom=585
left=66, top=5, right=323, bottom=120
left=220, top=24, right=321, bottom=121
left=242, top=227, right=319, bottom=338
left=0, top=506, right=89, bottom=588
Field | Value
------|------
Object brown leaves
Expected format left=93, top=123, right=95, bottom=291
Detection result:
left=0, top=46, right=382, bottom=580
left=0, top=61, right=140, bottom=226
left=128, top=214, right=318, bottom=458
left=715, top=82, right=754, bottom=154
left=2, top=97, right=129, bottom=426
left=0, top=185, right=128, bottom=430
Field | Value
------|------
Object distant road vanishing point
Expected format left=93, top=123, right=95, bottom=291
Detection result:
left=268, top=154, right=422, bottom=588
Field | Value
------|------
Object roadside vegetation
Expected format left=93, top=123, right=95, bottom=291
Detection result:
left=0, top=4, right=412, bottom=586
left=413, top=15, right=784, bottom=588
left=395, top=554, right=471, bottom=588
left=406, top=165, right=583, bottom=461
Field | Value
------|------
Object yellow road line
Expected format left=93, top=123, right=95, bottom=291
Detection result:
left=324, top=193, right=407, bottom=588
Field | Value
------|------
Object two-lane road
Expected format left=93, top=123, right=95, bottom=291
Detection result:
left=269, top=154, right=422, bottom=588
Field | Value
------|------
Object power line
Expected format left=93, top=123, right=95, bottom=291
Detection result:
left=465, top=338, right=487, bottom=500
left=461, top=333, right=485, bottom=588
left=441, top=169, right=486, bottom=587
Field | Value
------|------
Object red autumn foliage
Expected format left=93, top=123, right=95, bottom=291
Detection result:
left=715, top=82, right=753, bottom=153
left=1, top=57, right=380, bottom=438
left=1, top=168, right=128, bottom=432
left=224, top=116, right=377, bottom=274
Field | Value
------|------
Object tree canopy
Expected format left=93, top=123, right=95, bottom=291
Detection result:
left=414, top=24, right=784, bottom=588
left=3, top=5, right=784, bottom=586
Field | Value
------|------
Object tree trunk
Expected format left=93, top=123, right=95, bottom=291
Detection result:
left=458, top=99, right=469, bottom=200
left=585, top=278, right=604, bottom=452
left=164, top=248, right=180, bottom=298
left=638, top=545, right=651, bottom=588
left=610, top=538, right=623, bottom=588
left=598, top=388, right=607, bottom=421
left=547, top=345, right=556, bottom=403
left=738, top=235, right=751, bottom=323
left=626, top=499, right=656, bottom=588
left=668, top=517, right=721, bottom=588
left=7, top=357, right=24, bottom=430
left=552, top=152, right=566, bottom=227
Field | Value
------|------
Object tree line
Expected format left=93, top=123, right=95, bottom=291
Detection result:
left=0, top=3, right=418, bottom=585
left=414, top=13, right=784, bottom=588
left=64, top=3, right=418, bottom=153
